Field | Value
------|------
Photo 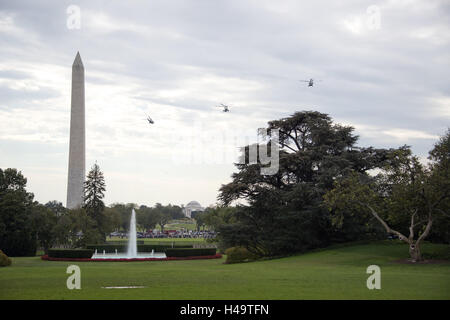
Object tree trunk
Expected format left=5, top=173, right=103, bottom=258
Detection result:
left=363, top=204, right=435, bottom=263
left=409, top=242, right=422, bottom=262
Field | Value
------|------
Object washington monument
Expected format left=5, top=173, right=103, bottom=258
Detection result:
left=66, top=52, right=85, bottom=209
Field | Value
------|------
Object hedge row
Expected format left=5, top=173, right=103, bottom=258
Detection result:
left=41, top=253, right=222, bottom=262
left=165, top=248, right=216, bottom=257
left=85, top=244, right=193, bottom=253
left=48, top=249, right=94, bottom=259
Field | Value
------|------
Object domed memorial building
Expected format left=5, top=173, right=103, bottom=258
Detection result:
left=183, top=201, right=205, bottom=218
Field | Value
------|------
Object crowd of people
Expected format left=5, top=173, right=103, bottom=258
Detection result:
left=110, top=229, right=217, bottom=239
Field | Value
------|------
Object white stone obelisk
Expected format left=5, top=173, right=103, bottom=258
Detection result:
left=66, top=52, right=85, bottom=209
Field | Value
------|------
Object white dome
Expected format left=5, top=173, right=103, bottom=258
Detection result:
left=183, top=201, right=204, bottom=218
left=186, top=201, right=201, bottom=208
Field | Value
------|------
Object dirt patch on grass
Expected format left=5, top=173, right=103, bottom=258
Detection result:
left=391, top=258, right=450, bottom=265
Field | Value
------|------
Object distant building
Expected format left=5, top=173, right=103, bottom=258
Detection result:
left=183, top=200, right=205, bottom=218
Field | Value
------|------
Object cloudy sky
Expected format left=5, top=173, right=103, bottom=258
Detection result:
left=0, top=0, right=448, bottom=208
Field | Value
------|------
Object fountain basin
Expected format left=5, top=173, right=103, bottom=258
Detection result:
left=91, top=252, right=166, bottom=259
left=41, top=253, right=222, bottom=262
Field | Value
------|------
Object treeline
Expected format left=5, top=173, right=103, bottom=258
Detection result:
left=0, top=165, right=185, bottom=256
left=106, top=203, right=184, bottom=233
left=0, top=165, right=112, bottom=255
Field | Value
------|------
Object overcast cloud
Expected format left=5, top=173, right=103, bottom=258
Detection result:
left=0, top=0, right=449, bottom=207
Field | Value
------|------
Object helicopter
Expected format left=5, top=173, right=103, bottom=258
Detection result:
left=299, top=78, right=322, bottom=87
left=217, top=103, right=230, bottom=112
left=144, top=116, right=154, bottom=124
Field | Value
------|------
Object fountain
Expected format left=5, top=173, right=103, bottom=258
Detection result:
left=127, top=209, right=138, bottom=258
left=91, top=208, right=167, bottom=260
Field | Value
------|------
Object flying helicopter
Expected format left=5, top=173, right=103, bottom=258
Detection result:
left=144, top=116, right=154, bottom=124
left=299, top=78, right=322, bottom=87
left=217, top=103, right=230, bottom=112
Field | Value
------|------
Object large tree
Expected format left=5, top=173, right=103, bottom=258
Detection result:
left=83, top=163, right=106, bottom=241
left=52, top=211, right=76, bottom=248
left=109, top=203, right=137, bottom=232
left=218, top=111, right=393, bottom=256
left=427, top=130, right=450, bottom=243
left=137, top=205, right=159, bottom=232
left=31, top=204, right=57, bottom=254
left=193, top=211, right=206, bottom=231
left=45, top=200, right=67, bottom=221
left=0, top=168, right=37, bottom=256
left=202, top=206, right=238, bottom=232
left=68, top=208, right=104, bottom=247
left=103, top=206, right=122, bottom=233
left=154, top=203, right=171, bottom=232
left=324, top=130, right=450, bottom=262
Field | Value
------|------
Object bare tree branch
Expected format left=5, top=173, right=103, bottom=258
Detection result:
left=417, top=214, right=433, bottom=244
left=359, top=201, right=409, bottom=243
left=279, top=129, right=301, bottom=151
left=281, top=143, right=297, bottom=153
left=409, top=209, right=417, bottom=241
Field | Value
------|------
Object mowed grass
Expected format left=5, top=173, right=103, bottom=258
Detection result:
left=0, top=241, right=449, bottom=300
left=164, top=221, right=197, bottom=231
left=147, top=219, right=199, bottom=231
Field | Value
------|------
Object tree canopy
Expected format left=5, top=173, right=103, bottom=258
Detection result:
left=0, top=168, right=37, bottom=256
left=217, top=111, right=396, bottom=256
left=324, top=130, right=450, bottom=261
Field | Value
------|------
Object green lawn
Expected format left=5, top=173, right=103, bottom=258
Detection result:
left=1, top=241, right=449, bottom=300
left=150, top=219, right=200, bottom=231
left=164, top=220, right=198, bottom=231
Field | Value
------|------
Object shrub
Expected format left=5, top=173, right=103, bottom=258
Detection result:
left=0, top=250, right=12, bottom=267
left=48, top=249, right=94, bottom=259
left=224, top=246, right=259, bottom=264
left=165, top=248, right=216, bottom=257
left=0, top=233, right=37, bottom=257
